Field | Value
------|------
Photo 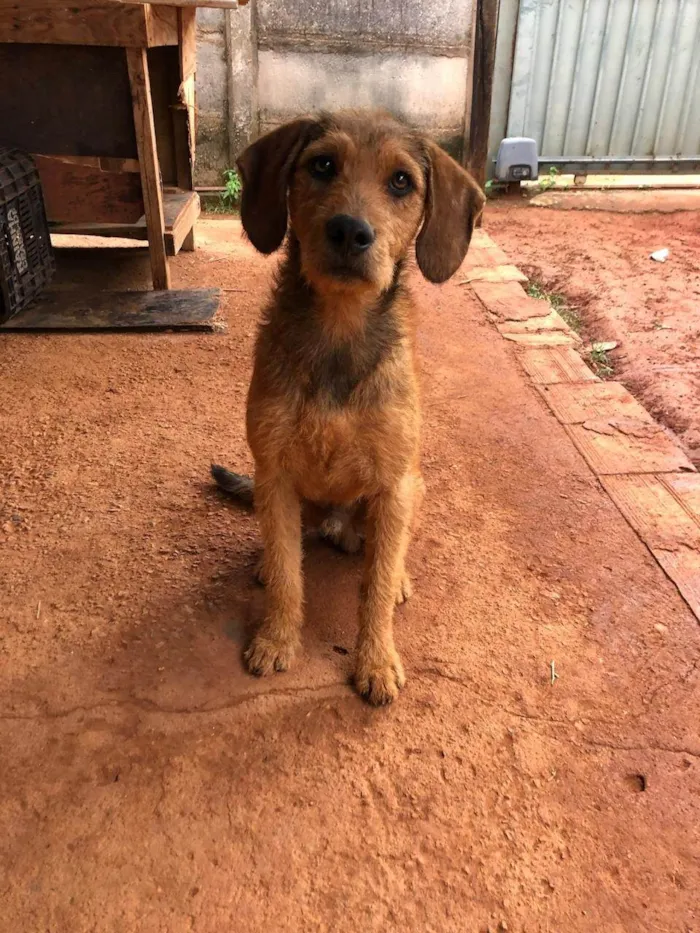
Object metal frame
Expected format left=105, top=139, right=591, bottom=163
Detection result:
left=488, top=0, right=700, bottom=178
left=539, top=157, right=700, bottom=174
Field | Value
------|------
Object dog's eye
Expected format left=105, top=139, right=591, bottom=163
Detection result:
left=389, top=171, right=413, bottom=196
left=308, top=155, right=337, bottom=181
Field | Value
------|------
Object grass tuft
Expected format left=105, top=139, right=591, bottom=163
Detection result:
left=526, top=281, right=582, bottom=335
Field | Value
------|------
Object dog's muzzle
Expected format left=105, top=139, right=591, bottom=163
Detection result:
left=323, top=214, right=375, bottom=279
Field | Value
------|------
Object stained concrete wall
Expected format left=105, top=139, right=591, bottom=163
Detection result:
left=195, top=8, right=229, bottom=186
left=194, top=0, right=475, bottom=186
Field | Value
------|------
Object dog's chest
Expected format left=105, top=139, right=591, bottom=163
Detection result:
left=282, top=302, right=401, bottom=408
left=283, top=410, right=377, bottom=502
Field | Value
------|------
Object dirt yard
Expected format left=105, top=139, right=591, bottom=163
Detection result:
left=1, top=219, right=699, bottom=932
left=484, top=196, right=700, bottom=466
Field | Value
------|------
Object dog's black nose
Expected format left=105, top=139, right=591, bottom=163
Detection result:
left=325, top=214, right=375, bottom=256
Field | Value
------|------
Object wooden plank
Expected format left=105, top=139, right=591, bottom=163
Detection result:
left=536, top=382, right=654, bottom=425
left=127, top=46, right=171, bottom=290
left=600, top=474, right=700, bottom=550
left=471, top=281, right=549, bottom=321
left=178, top=6, right=197, bottom=80
left=463, top=243, right=511, bottom=269
left=501, top=331, right=576, bottom=347
left=174, top=7, right=197, bottom=189
left=662, top=474, right=700, bottom=523
left=183, top=73, right=197, bottom=166
left=181, top=228, right=196, bottom=252
left=600, top=472, right=700, bottom=623
left=172, top=75, right=196, bottom=189
left=0, top=45, right=137, bottom=159
left=166, top=190, right=200, bottom=254
left=468, top=0, right=500, bottom=188
left=519, top=347, right=599, bottom=385
left=0, top=288, right=221, bottom=331
left=497, top=310, right=574, bottom=335
left=0, top=3, right=177, bottom=46
left=0, top=1, right=242, bottom=8
left=172, top=100, right=194, bottom=190
left=652, top=548, right=700, bottom=621
left=50, top=222, right=149, bottom=240
left=49, top=188, right=199, bottom=252
left=461, top=265, right=527, bottom=283
left=30, top=155, right=140, bottom=174
left=470, top=229, right=496, bottom=249
left=148, top=47, right=180, bottom=186
left=0, top=4, right=151, bottom=47
left=146, top=0, right=244, bottom=6
left=34, top=155, right=144, bottom=224
left=565, top=422, right=695, bottom=476
left=145, top=5, right=179, bottom=45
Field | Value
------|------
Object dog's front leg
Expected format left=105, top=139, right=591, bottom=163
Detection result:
left=355, top=476, right=414, bottom=705
left=244, top=471, right=303, bottom=675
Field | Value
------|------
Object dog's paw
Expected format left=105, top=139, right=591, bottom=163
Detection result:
left=244, top=633, right=297, bottom=676
left=395, top=573, right=413, bottom=605
left=354, top=649, right=406, bottom=706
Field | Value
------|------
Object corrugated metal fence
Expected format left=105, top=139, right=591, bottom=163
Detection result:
left=488, top=0, right=700, bottom=175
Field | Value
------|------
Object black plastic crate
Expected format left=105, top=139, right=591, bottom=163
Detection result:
left=0, top=148, right=55, bottom=324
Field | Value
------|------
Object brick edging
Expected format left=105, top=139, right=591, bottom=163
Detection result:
left=465, top=230, right=700, bottom=622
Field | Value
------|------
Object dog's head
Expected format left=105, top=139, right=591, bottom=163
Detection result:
left=236, top=111, right=485, bottom=292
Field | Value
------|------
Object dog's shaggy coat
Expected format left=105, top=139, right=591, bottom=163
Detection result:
left=213, top=111, right=484, bottom=704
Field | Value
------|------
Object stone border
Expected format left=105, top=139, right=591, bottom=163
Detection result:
left=466, top=229, right=700, bottom=622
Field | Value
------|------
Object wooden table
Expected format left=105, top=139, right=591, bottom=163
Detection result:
left=0, top=0, right=241, bottom=329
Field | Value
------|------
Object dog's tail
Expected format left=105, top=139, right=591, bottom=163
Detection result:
left=210, top=464, right=255, bottom=508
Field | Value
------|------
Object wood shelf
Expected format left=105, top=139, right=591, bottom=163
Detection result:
left=0, top=3, right=180, bottom=48
left=2, top=1, right=206, bottom=297
left=50, top=189, right=201, bottom=255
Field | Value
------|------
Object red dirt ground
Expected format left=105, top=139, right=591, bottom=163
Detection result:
left=484, top=197, right=700, bottom=466
left=1, top=219, right=699, bottom=932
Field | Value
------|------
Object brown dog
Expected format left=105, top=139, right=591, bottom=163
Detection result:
left=213, top=110, right=484, bottom=705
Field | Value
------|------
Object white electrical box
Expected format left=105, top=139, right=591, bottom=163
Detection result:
left=495, top=137, right=538, bottom=182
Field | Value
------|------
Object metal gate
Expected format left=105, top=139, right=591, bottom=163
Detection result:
left=488, top=0, right=700, bottom=175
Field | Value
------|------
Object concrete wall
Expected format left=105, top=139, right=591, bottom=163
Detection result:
left=194, top=0, right=475, bottom=186
left=195, top=8, right=229, bottom=186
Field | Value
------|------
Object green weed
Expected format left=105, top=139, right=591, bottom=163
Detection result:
left=538, top=166, right=560, bottom=191
left=219, top=168, right=242, bottom=212
left=589, top=343, right=614, bottom=379
left=526, top=280, right=582, bottom=334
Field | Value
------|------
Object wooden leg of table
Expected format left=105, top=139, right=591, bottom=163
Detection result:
left=126, top=47, right=171, bottom=291
left=181, top=228, right=196, bottom=252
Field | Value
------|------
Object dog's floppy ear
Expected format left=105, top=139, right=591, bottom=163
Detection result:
left=415, top=140, right=486, bottom=284
left=236, top=119, right=321, bottom=254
